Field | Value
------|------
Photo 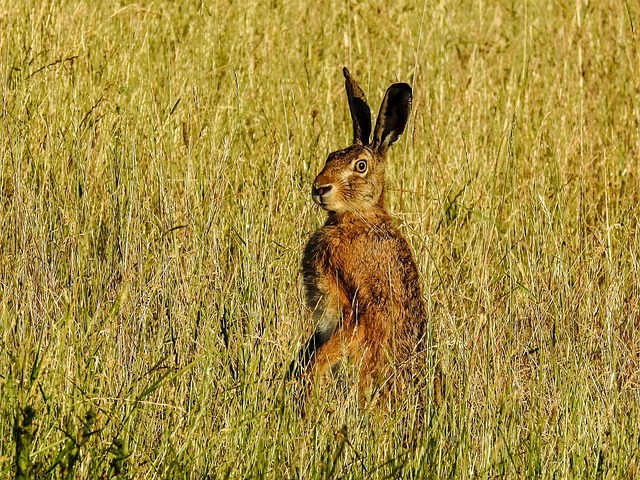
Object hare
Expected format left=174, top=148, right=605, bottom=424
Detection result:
left=290, top=67, right=427, bottom=402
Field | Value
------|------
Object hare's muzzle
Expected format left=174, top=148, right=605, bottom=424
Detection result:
left=311, top=183, right=333, bottom=206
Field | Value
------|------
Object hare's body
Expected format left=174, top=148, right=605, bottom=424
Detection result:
left=302, top=209, right=426, bottom=383
left=291, top=68, right=427, bottom=399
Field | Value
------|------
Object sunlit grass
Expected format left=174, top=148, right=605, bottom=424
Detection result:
left=1, top=0, right=639, bottom=477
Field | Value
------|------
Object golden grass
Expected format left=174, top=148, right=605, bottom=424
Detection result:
left=1, top=0, right=639, bottom=477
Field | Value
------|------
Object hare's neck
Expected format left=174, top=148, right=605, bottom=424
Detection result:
left=326, top=206, right=390, bottom=226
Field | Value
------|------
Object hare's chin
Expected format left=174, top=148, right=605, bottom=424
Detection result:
left=312, top=195, right=331, bottom=210
left=312, top=195, right=341, bottom=212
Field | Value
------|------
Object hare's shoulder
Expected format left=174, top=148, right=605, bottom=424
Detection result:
left=308, top=218, right=413, bottom=270
left=351, top=218, right=412, bottom=253
left=309, top=216, right=400, bottom=246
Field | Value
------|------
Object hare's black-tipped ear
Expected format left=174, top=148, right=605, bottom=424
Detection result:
left=343, top=67, right=372, bottom=145
left=371, top=83, right=412, bottom=156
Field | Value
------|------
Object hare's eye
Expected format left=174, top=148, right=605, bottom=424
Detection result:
left=354, top=160, right=368, bottom=173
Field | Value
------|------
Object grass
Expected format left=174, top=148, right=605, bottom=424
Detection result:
left=1, top=0, right=639, bottom=478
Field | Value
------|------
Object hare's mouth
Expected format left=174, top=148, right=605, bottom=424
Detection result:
left=311, top=184, right=335, bottom=210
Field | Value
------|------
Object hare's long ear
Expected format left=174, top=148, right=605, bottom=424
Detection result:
left=371, top=83, right=412, bottom=156
left=343, top=67, right=372, bottom=145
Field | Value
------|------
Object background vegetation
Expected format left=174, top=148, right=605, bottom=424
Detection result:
left=1, top=0, right=639, bottom=477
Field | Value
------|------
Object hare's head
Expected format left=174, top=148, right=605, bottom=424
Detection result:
left=312, top=68, right=412, bottom=213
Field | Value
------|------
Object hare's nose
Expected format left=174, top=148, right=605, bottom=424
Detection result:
left=312, top=184, right=333, bottom=197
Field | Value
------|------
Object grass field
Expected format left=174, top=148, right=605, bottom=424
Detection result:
left=1, top=0, right=640, bottom=478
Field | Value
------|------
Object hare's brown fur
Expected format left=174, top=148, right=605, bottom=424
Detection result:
left=291, top=68, right=427, bottom=400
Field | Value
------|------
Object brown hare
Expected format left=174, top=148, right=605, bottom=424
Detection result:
left=290, top=67, right=427, bottom=402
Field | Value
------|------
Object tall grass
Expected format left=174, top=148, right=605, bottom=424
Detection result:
left=1, top=0, right=639, bottom=477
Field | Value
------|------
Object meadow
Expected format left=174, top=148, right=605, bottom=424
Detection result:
left=1, top=0, right=639, bottom=478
